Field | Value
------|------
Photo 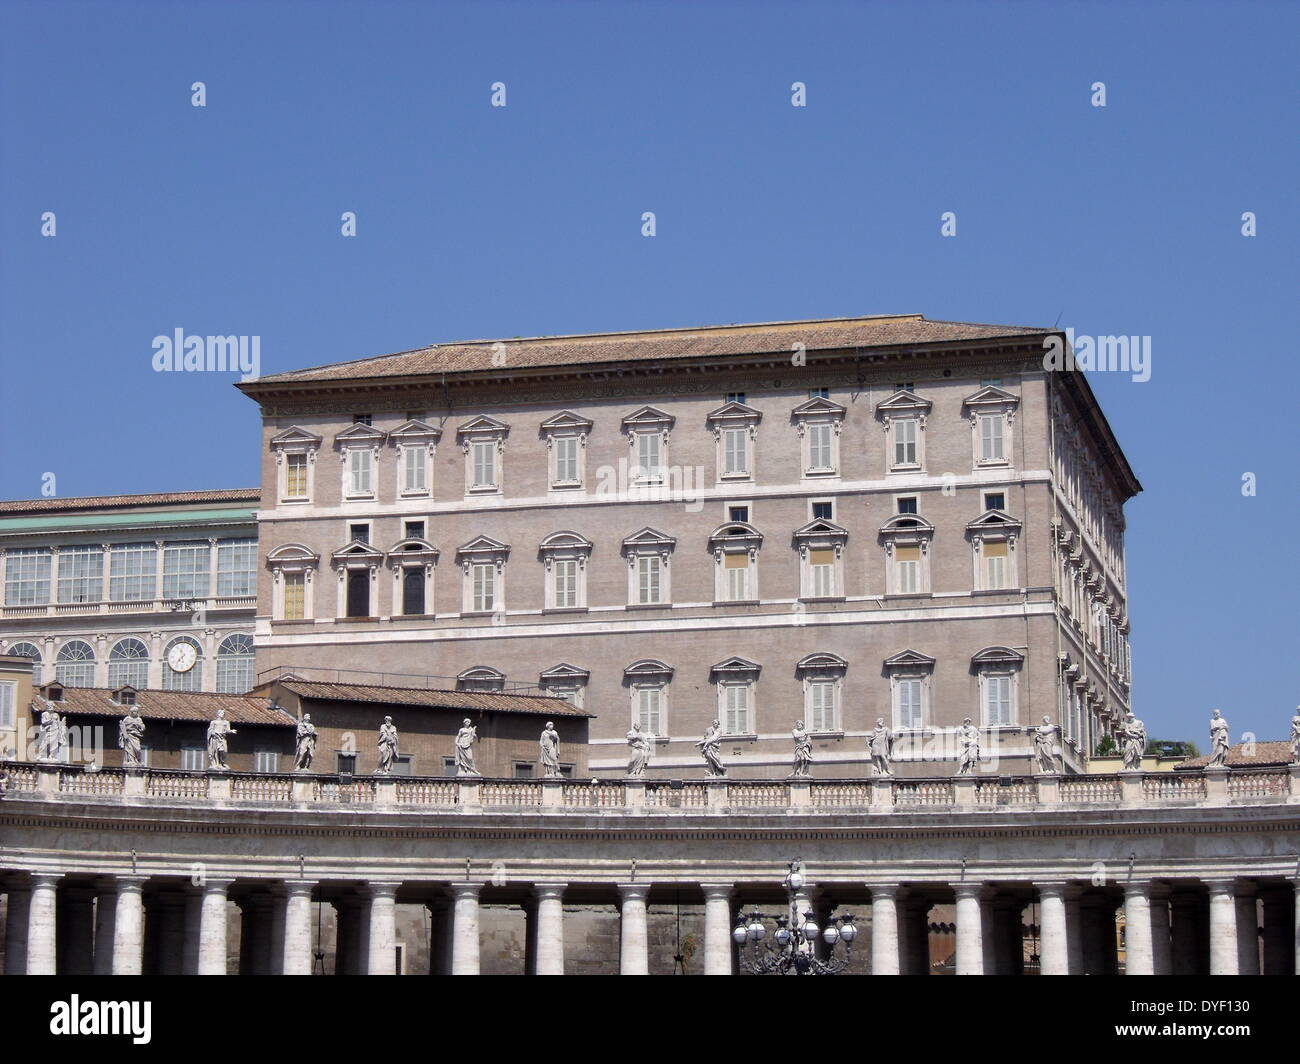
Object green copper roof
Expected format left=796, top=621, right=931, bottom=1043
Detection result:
left=0, top=507, right=257, bottom=535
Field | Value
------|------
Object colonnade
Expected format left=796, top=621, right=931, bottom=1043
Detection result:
left=4, top=871, right=1296, bottom=975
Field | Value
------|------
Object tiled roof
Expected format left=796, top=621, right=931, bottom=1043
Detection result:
left=246, top=315, right=1050, bottom=386
left=0, top=489, right=259, bottom=515
left=34, top=687, right=294, bottom=727
left=1174, top=741, right=1294, bottom=770
left=275, top=679, right=592, bottom=718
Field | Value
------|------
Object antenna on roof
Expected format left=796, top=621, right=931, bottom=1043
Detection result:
left=1051, top=309, right=1064, bottom=329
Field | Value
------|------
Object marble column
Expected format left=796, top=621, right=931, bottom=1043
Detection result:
left=1063, top=886, right=1084, bottom=975
left=952, top=883, right=984, bottom=976
left=1170, top=891, right=1203, bottom=975
left=4, top=882, right=31, bottom=976
left=426, top=895, right=452, bottom=976
left=111, top=875, right=147, bottom=975
left=1206, top=879, right=1238, bottom=976
left=617, top=883, right=650, bottom=975
left=1234, top=884, right=1259, bottom=975
left=282, top=880, right=316, bottom=976
left=522, top=896, right=538, bottom=976
left=450, top=883, right=481, bottom=975
left=1123, top=881, right=1154, bottom=975
left=533, top=883, right=566, bottom=975
left=1038, top=882, right=1069, bottom=975
left=701, top=883, right=734, bottom=976
left=1149, top=885, right=1172, bottom=976
left=182, top=886, right=202, bottom=975
left=366, top=881, right=400, bottom=976
left=197, top=878, right=234, bottom=975
left=26, top=872, right=62, bottom=974
left=868, top=884, right=900, bottom=975
left=93, top=879, right=117, bottom=975
left=60, top=887, right=96, bottom=975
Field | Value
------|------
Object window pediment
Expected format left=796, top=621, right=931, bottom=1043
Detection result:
left=791, top=395, right=846, bottom=421
left=962, top=385, right=1020, bottom=412
left=621, top=527, right=676, bottom=555
left=875, top=390, right=934, bottom=422
left=705, top=400, right=762, bottom=437
left=966, top=509, right=1023, bottom=541
left=539, top=662, right=590, bottom=684
left=334, top=422, right=386, bottom=447
left=389, top=419, right=442, bottom=443
left=456, top=415, right=510, bottom=446
left=621, top=406, right=675, bottom=432
left=539, top=410, right=593, bottom=435
left=971, top=646, right=1025, bottom=668
left=538, top=530, right=593, bottom=553
left=710, top=656, right=760, bottom=680
left=624, top=659, right=674, bottom=682
left=883, top=649, right=936, bottom=672
left=388, top=539, right=439, bottom=569
left=270, top=426, right=323, bottom=450
left=879, top=513, right=935, bottom=535
left=795, top=652, right=848, bottom=676
left=457, top=536, right=510, bottom=561
left=331, top=541, right=384, bottom=569
left=708, top=522, right=763, bottom=552
left=457, top=665, right=505, bottom=691
left=267, top=543, right=320, bottom=569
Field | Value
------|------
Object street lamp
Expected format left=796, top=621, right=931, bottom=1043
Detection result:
left=733, top=859, right=856, bottom=974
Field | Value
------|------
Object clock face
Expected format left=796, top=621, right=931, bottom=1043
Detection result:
left=167, top=642, right=197, bottom=673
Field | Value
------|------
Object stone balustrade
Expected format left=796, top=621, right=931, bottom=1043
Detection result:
left=6, top=760, right=1298, bottom=813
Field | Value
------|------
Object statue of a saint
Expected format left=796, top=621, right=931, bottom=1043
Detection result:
left=36, top=709, right=64, bottom=761
left=626, top=722, right=649, bottom=778
left=206, top=709, right=236, bottom=770
left=868, top=717, right=895, bottom=777
left=1030, top=715, right=1060, bottom=774
left=455, top=719, right=479, bottom=777
left=1208, top=709, right=1230, bottom=768
left=791, top=720, right=813, bottom=778
left=955, top=717, right=980, bottom=776
left=1291, top=707, right=1300, bottom=766
left=376, top=716, right=399, bottom=775
left=539, top=721, right=560, bottom=779
left=118, top=707, right=146, bottom=768
left=1120, top=713, right=1146, bottom=771
left=294, top=714, right=317, bottom=772
left=696, top=720, right=726, bottom=778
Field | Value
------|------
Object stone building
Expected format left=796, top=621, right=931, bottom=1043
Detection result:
left=0, top=490, right=260, bottom=694
left=238, top=314, right=1139, bottom=777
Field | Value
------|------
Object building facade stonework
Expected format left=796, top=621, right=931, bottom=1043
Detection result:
left=239, top=315, right=1138, bottom=777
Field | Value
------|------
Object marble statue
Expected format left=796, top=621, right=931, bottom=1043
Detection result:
left=455, top=719, right=479, bottom=776
left=1208, top=709, right=1230, bottom=768
left=294, top=714, right=317, bottom=772
left=36, top=709, right=64, bottom=761
left=791, top=721, right=813, bottom=778
left=1030, top=715, right=1060, bottom=774
left=1291, top=708, right=1300, bottom=766
left=626, top=722, right=649, bottom=778
left=118, top=707, right=146, bottom=768
left=376, top=716, right=399, bottom=774
left=539, top=721, right=560, bottom=779
left=206, top=709, right=236, bottom=770
left=697, top=720, right=726, bottom=778
left=955, top=718, right=980, bottom=776
left=1121, top=712, right=1146, bottom=771
left=868, top=718, right=894, bottom=777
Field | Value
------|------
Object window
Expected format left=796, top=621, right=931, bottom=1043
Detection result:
left=216, top=539, right=257, bottom=597
left=722, top=683, right=751, bottom=734
left=181, top=746, right=206, bottom=771
left=808, top=387, right=829, bottom=400
left=711, top=523, right=762, bottom=603
left=553, top=559, right=577, bottom=608
left=811, top=501, right=833, bottom=521
left=706, top=397, right=761, bottom=481
left=897, top=497, right=918, bottom=515
left=402, top=568, right=425, bottom=615
left=346, top=570, right=371, bottom=617
left=808, top=423, right=834, bottom=471
left=636, top=432, right=663, bottom=482
left=458, top=415, right=509, bottom=494
left=636, top=687, right=663, bottom=734
left=968, top=511, right=1021, bottom=592
left=108, top=638, right=149, bottom=689
left=348, top=522, right=371, bottom=544
left=979, top=414, right=1005, bottom=462
left=895, top=546, right=920, bottom=593
left=471, top=440, right=496, bottom=488
left=724, top=553, right=750, bottom=600
left=513, top=761, right=536, bottom=779
left=984, top=540, right=1008, bottom=589
left=539, top=664, right=589, bottom=708
left=712, top=657, right=760, bottom=735
left=457, top=666, right=506, bottom=693
left=540, top=412, right=592, bottom=490
left=984, top=675, right=1012, bottom=725
left=984, top=492, right=1005, bottom=512
left=792, top=396, right=845, bottom=478
left=809, top=549, right=836, bottom=597
left=283, top=572, right=306, bottom=619
left=963, top=386, right=1018, bottom=468
left=808, top=681, right=837, bottom=732
left=162, top=542, right=210, bottom=601
left=348, top=447, right=374, bottom=495
left=472, top=563, right=495, bottom=611
left=162, top=637, right=203, bottom=691
left=338, top=752, right=358, bottom=775
left=895, top=678, right=923, bottom=729
left=55, top=641, right=96, bottom=687
left=726, top=392, right=746, bottom=405
left=893, top=418, right=918, bottom=467
left=254, top=749, right=280, bottom=773
left=894, top=382, right=914, bottom=393
left=57, top=546, right=103, bottom=604
left=623, top=407, right=674, bottom=486
left=625, top=659, right=673, bottom=737
left=0, top=681, right=15, bottom=729
left=441, top=756, right=457, bottom=777
left=637, top=555, right=662, bottom=604
left=402, top=445, right=428, bottom=493
left=722, top=427, right=748, bottom=476
left=353, top=413, right=372, bottom=426
left=109, top=543, right=156, bottom=601
left=285, top=453, right=309, bottom=498
left=6, top=548, right=52, bottom=605
left=539, top=531, right=592, bottom=610
left=216, top=634, right=255, bottom=693
left=727, top=505, right=750, bottom=523
left=404, top=520, right=425, bottom=540
left=391, top=419, right=440, bottom=499
left=554, top=436, right=580, bottom=485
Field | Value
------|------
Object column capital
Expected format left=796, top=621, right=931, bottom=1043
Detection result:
left=364, top=880, right=402, bottom=899
left=950, top=881, right=986, bottom=900
left=29, top=871, right=64, bottom=888
left=864, top=881, right=900, bottom=900
left=283, top=879, right=317, bottom=898
left=113, top=874, right=149, bottom=893
left=1203, top=877, right=1237, bottom=895
left=1122, top=879, right=1153, bottom=897
left=449, top=882, right=482, bottom=901
left=699, top=882, right=734, bottom=901
left=533, top=882, right=567, bottom=900
left=1035, top=880, right=1070, bottom=897
left=617, top=882, right=650, bottom=901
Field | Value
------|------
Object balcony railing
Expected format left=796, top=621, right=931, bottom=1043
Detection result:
left=4, top=761, right=1296, bottom=814
left=1, top=595, right=256, bottom=619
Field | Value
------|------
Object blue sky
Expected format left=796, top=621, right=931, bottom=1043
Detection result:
left=1, top=0, right=1296, bottom=744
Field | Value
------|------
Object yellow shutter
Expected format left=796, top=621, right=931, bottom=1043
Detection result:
left=724, top=553, right=749, bottom=569
left=984, top=541, right=1009, bottom=557
left=809, top=549, right=835, bottom=566
left=895, top=546, right=921, bottom=562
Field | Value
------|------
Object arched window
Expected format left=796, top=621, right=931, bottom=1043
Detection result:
left=55, top=640, right=96, bottom=687
left=215, top=633, right=254, bottom=694
left=108, top=638, right=150, bottom=689
left=162, top=636, right=204, bottom=692
left=5, top=641, right=41, bottom=663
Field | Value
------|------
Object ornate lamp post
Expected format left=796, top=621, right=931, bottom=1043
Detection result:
left=733, top=860, right=856, bottom=974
